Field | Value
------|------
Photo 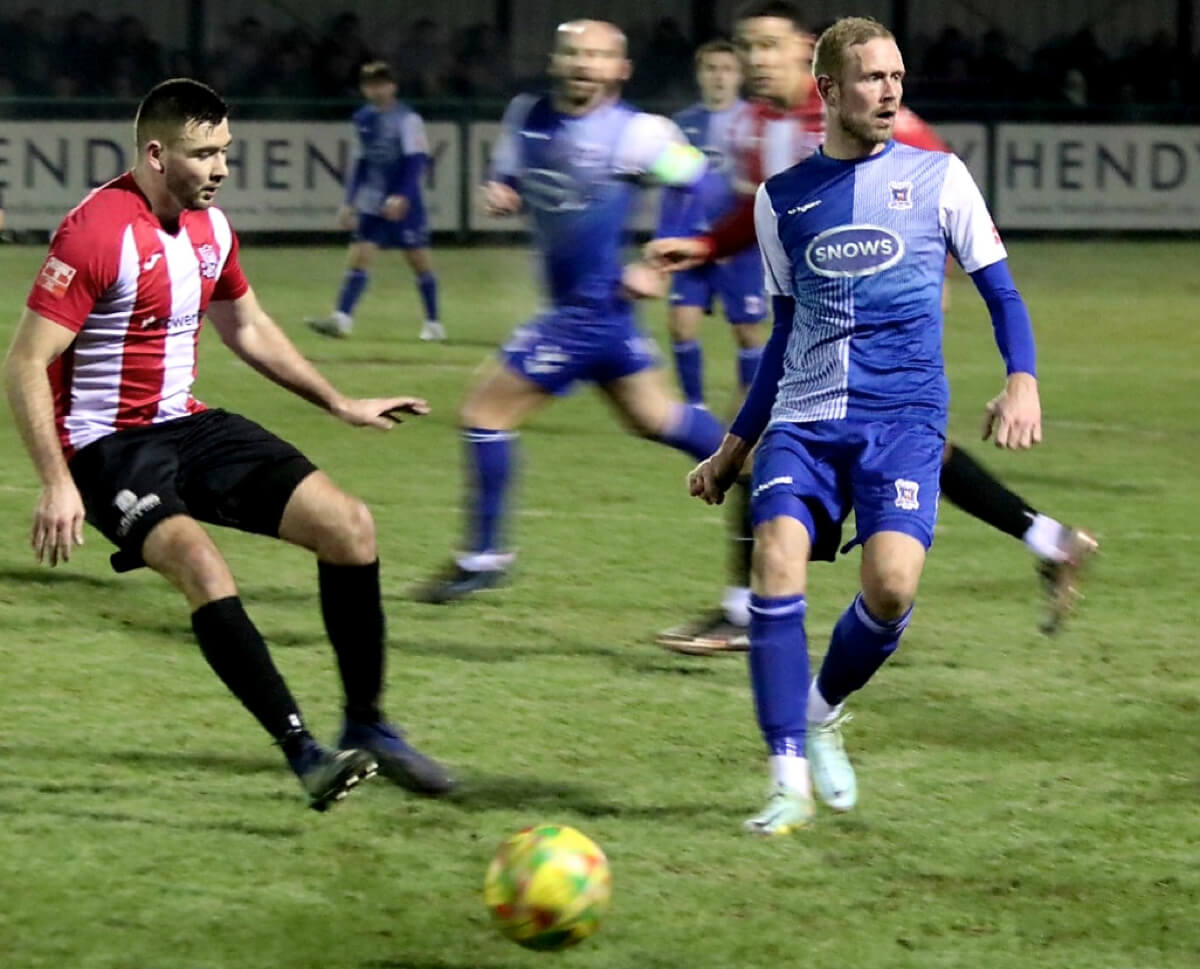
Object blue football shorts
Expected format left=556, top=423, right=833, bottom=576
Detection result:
left=749, top=419, right=945, bottom=560
left=668, top=246, right=766, bottom=324
left=499, top=307, right=660, bottom=395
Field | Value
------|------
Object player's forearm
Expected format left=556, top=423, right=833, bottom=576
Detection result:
left=3, top=351, right=73, bottom=486
left=344, top=158, right=368, bottom=205
left=389, top=154, right=426, bottom=199
left=969, top=260, right=1037, bottom=376
left=728, top=296, right=793, bottom=445
left=227, top=315, right=347, bottom=413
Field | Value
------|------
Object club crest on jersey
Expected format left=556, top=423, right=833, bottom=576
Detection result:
left=888, top=181, right=914, bottom=210
left=196, top=244, right=219, bottom=280
left=805, top=225, right=905, bottom=278
left=893, top=478, right=920, bottom=511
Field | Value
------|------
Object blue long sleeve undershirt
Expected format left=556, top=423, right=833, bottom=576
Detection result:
left=729, top=295, right=794, bottom=445
left=969, top=259, right=1037, bottom=376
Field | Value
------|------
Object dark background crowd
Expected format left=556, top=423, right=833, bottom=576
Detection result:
left=0, top=6, right=1193, bottom=110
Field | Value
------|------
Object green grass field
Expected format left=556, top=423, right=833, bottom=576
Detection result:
left=0, top=240, right=1197, bottom=969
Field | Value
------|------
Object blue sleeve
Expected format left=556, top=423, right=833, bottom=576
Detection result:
left=969, top=259, right=1037, bottom=376
left=729, top=296, right=793, bottom=444
left=388, top=152, right=426, bottom=199
left=344, top=157, right=367, bottom=205
left=655, top=182, right=702, bottom=238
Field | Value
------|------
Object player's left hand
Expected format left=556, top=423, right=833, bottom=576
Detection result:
left=982, top=372, right=1042, bottom=450
left=382, top=195, right=410, bottom=221
left=620, top=261, right=668, bottom=300
left=333, top=396, right=430, bottom=430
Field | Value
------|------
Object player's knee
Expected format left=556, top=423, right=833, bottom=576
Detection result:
left=159, top=534, right=236, bottom=603
left=327, top=497, right=377, bottom=564
left=732, top=323, right=765, bottom=350
left=862, top=565, right=919, bottom=620
left=751, top=533, right=805, bottom=595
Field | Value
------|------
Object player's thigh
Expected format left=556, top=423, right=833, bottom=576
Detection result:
left=278, top=470, right=376, bottom=565
left=141, top=514, right=237, bottom=609
left=667, top=303, right=703, bottom=342
left=402, top=246, right=434, bottom=274
left=750, top=423, right=850, bottom=563
left=174, top=410, right=320, bottom=542
left=849, top=422, right=943, bottom=611
left=347, top=240, right=378, bottom=270
left=461, top=355, right=554, bottom=430
left=859, top=531, right=926, bottom=620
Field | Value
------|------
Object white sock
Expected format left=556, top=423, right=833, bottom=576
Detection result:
left=806, top=678, right=842, bottom=725
left=768, top=754, right=811, bottom=795
left=722, top=586, right=751, bottom=627
left=455, top=551, right=515, bottom=573
left=1022, top=513, right=1067, bottom=563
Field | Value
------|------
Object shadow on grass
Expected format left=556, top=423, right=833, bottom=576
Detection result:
left=0, top=566, right=126, bottom=591
left=0, top=799, right=301, bottom=839
left=361, top=960, right=525, bottom=969
left=444, top=771, right=715, bottom=822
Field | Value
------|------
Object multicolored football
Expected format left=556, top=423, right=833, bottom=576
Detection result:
left=483, top=824, right=612, bottom=951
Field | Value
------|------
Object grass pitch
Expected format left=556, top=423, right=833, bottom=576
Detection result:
left=0, top=240, right=1196, bottom=969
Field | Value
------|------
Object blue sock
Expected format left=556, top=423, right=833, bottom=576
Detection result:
left=815, top=593, right=913, bottom=707
left=416, top=271, right=438, bottom=321
left=463, top=428, right=515, bottom=554
left=737, top=346, right=764, bottom=390
left=336, top=268, right=369, bottom=316
left=655, top=403, right=724, bottom=461
left=672, top=340, right=704, bottom=405
left=748, top=593, right=809, bottom=756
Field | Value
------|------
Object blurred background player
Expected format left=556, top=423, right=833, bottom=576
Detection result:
left=651, top=0, right=1095, bottom=652
left=415, top=19, right=725, bottom=603
left=688, top=17, right=1045, bottom=834
left=657, top=39, right=767, bottom=409
left=308, top=62, right=445, bottom=341
left=5, top=78, right=453, bottom=811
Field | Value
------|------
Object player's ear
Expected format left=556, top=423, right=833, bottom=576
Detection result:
left=143, top=139, right=167, bottom=174
left=816, top=74, right=836, bottom=105
left=619, top=57, right=632, bottom=84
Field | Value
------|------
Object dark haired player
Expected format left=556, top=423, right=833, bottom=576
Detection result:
left=308, top=62, right=445, bottom=341
left=651, top=1, right=1095, bottom=654
left=4, top=78, right=453, bottom=811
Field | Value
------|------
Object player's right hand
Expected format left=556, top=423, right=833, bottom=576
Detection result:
left=688, top=450, right=742, bottom=506
left=336, top=205, right=356, bottom=231
left=480, top=181, right=521, bottom=217
left=644, top=236, right=713, bottom=273
left=32, top=478, right=85, bottom=567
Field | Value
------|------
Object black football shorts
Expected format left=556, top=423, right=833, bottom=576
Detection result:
left=68, top=409, right=317, bottom=569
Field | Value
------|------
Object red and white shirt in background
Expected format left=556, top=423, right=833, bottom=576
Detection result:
left=710, top=91, right=950, bottom=259
left=26, top=172, right=249, bottom=457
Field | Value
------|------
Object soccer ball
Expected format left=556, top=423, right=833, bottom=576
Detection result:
left=483, top=824, right=612, bottom=951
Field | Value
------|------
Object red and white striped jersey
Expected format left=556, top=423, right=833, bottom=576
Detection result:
left=26, top=172, right=249, bottom=457
left=728, top=85, right=826, bottom=192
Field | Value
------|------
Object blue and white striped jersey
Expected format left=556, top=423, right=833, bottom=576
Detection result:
left=756, top=142, right=1006, bottom=426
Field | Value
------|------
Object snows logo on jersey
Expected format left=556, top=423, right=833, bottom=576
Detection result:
left=197, top=244, right=219, bottom=280
left=37, top=256, right=77, bottom=298
left=521, top=169, right=588, bottom=213
left=805, top=225, right=905, bottom=278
